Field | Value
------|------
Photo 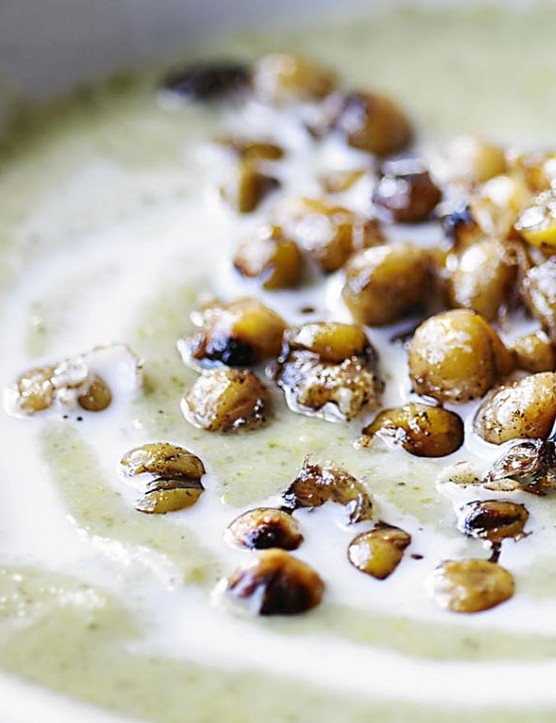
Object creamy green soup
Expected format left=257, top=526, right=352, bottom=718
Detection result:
left=2, top=4, right=556, bottom=722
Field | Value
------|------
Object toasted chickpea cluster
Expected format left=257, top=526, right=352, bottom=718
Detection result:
left=5, top=344, right=141, bottom=418
left=282, top=198, right=384, bottom=273
left=225, top=549, right=324, bottom=615
left=183, top=368, right=270, bottom=433
left=282, top=458, right=373, bottom=524
left=274, top=321, right=382, bottom=422
left=474, top=371, right=556, bottom=445
left=227, top=508, right=303, bottom=551
left=120, top=442, right=206, bottom=515
left=409, top=309, right=514, bottom=403
left=362, top=403, right=464, bottom=458
left=431, top=559, right=515, bottom=614
left=182, top=297, right=286, bottom=369
left=343, top=244, right=432, bottom=326
left=348, top=524, right=411, bottom=580
left=233, top=226, right=303, bottom=290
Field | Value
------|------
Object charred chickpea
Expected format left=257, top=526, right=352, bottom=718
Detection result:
left=183, top=368, right=270, bottom=433
left=282, top=459, right=373, bottom=524
left=361, top=403, right=464, bottom=458
left=408, top=309, right=514, bottom=404
left=342, top=243, right=431, bottom=326
left=457, top=500, right=529, bottom=545
left=225, top=549, right=324, bottom=615
left=233, top=226, right=303, bottom=290
left=484, top=439, right=556, bottom=495
left=510, top=331, right=556, bottom=373
left=521, top=258, right=556, bottom=343
left=161, top=61, right=250, bottom=101
left=252, top=53, right=335, bottom=103
left=283, top=197, right=384, bottom=273
left=348, top=524, right=411, bottom=580
left=449, top=239, right=518, bottom=322
left=474, top=371, right=556, bottom=445
left=431, top=559, right=515, bottom=613
left=373, top=156, right=442, bottom=223
left=327, top=91, right=412, bottom=156
left=186, top=297, right=286, bottom=368
left=221, top=160, right=280, bottom=214
left=77, top=375, right=112, bottom=412
left=227, top=508, right=303, bottom=550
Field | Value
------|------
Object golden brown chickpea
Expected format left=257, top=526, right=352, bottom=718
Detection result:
left=373, top=157, right=442, bottom=223
left=438, top=136, right=507, bottom=186
left=233, top=226, right=303, bottom=290
left=442, top=206, right=484, bottom=251
left=283, top=197, right=384, bottom=273
left=361, top=403, right=464, bottom=458
left=474, top=371, right=556, bottom=445
left=449, top=239, right=517, bottom=321
left=348, top=524, right=411, bottom=580
left=252, top=53, right=336, bottom=104
left=225, top=549, right=324, bottom=615
left=319, top=169, right=365, bottom=194
left=515, top=190, right=556, bottom=250
left=11, top=365, right=56, bottom=415
left=183, top=368, right=270, bottom=433
left=77, top=375, right=112, bottom=412
left=521, top=258, right=556, bottom=342
left=408, top=309, right=514, bottom=404
left=135, top=486, right=204, bottom=514
left=282, top=459, right=373, bottom=524
left=469, top=175, right=530, bottom=238
left=342, top=243, right=431, bottom=326
left=186, top=297, right=286, bottom=368
left=120, top=442, right=206, bottom=482
left=214, top=136, right=285, bottom=160
left=221, top=160, right=279, bottom=214
left=227, top=508, right=303, bottom=551
left=506, top=150, right=555, bottom=194
left=328, top=92, right=412, bottom=156
left=283, top=322, right=371, bottom=363
left=509, top=331, right=556, bottom=373
left=431, top=559, right=514, bottom=613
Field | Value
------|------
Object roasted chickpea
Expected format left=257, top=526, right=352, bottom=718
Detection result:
left=449, top=239, right=517, bottom=321
left=521, top=258, right=556, bottom=343
left=120, top=442, right=206, bottom=482
left=342, top=243, right=431, bottom=326
left=474, top=371, right=556, bottom=445
left=362, top=403, right=464, bottom=458
left=510, top=331, right=556, bottom=373
left=283, top=198, right=384, bottom=273
left=135, top=486, right=204, bottom=514
left=431, top=559, right=515, bottom=613
left=469, top=175, right=530, bottom=238
left=10, top=365, right=56, bottom=415
left=283, top=322, right=371, bottom=364
left=457, top=500, right=529, bottom=545
left=438, top=136, right=506, bottom=186
left=409, top=309, right=514, bottom=403
left=252, top=53, right=335, bottom=103
left=221, top=160, right=279, bottom=214
left=507, top=150, right=556, bottom=194
left=225, top=549, right=324, bottom=615
left=227, top=508, right=303, bottom=550
left=214, top=136, right=285, bottom=160
left=328, top=91, right=412, bottom=156
left=161, top=61, right=250, bottom=102
left=319, top=169, right=365, bottom=194
left=442, top=205, right=483, bottom=251
left=515, top=190, right=556, bottom=249
left=185, top=297, right=286, bottom=368
left=77, top=375, right=112, bottom=412
left=348, top=524, right=411, bottom=579
left=282, top=459, right=373, bottom=524
left=484, top=439, right=556, bottom=495
left=233, top=226, right=303, bottom=290
left=183, top=368, right=270, bottom=433
left=373, top=157, right=441, bottom=223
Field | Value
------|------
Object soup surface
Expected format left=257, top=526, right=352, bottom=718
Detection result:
left=2, top=4, right=556, bottom=721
